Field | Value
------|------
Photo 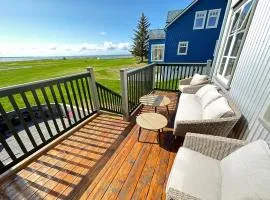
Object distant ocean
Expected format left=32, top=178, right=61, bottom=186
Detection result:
left=0, top=54, right=133, bottom=62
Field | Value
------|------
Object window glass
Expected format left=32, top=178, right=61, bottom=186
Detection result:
left=219, top=58, right=227, bottom=75
left=224, top=36, right=233, bottom=56
left=231, top=11, right=240, bottom=34
left=151, top=45, right=164, bottom=61
left=224, top=58, right=236, bottom=79
left=231, top=32, right=244, bottom=56
left=195, top=18, right=204, bottom=28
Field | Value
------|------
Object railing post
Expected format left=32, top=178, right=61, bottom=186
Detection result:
left=152, top=64, right=156, bottom=90
left=87, top=67, right=100, bottom=113
left=206, top=59, right=212, bottom=76
left=120, top=68, right=129, bottom=121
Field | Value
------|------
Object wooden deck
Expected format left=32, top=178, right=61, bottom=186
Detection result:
left=0, top=91, right=182, bottom=200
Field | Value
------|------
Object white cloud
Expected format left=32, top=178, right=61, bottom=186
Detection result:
left=0, top=41, right=131, bottom=56
left=99, top=32, right=106, bottom=36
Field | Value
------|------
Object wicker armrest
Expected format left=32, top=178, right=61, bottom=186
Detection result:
left=183, top=133, right=248, bottom=160
left=180, top=84, right=207, bottom=94
left=179, top=77, right=193, bottom=85
left=166, top=188, right=201, bottom=200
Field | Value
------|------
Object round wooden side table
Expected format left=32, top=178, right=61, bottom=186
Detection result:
left=139, top=95, right=171, bottom=114
left=136, top=113, right=168, bottom=143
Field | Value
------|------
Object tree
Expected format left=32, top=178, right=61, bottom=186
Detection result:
left=130, top=13, right=150, bottom=63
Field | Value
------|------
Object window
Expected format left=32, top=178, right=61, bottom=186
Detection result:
left=177, top=42, right=189, bottom=55
left=151, top=44, right=165, bottom=61
left=206, top=9, right=221, bottom=28
left=193, top=11, right=207, bottom=30
left=217, top=0, right=255, bottom=86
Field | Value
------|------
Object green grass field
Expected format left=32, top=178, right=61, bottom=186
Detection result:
left=0, top=57, right=145, bottom=93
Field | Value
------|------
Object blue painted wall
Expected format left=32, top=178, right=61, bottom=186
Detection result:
left=148, top=39, right=165, bottom=64
left=164, top=0, right=227, bottom=63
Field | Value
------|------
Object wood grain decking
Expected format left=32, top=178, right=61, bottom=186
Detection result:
left=0, top=91, right=182, bottom=200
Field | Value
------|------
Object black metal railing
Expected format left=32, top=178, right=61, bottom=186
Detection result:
left=154, top=63, right=207, bottom=91
left=126, top=64, right=155, bottom=114
left=0, top=72, right=96, bottom=174
left=96, top=82, right=122, bottom=114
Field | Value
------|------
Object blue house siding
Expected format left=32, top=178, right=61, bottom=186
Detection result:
left=164, top=0, right=227, bottom=63
left=148, top=39, right=165, bottom=64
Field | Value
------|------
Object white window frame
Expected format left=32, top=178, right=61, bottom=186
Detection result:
left=177, top=41, right=189, bottom=55
left=206, top=9, right=221, bottom=29
left=216, top=0, right=255, bottom=87
left=151, top=44, right=165, bottom=62
left=193, top=10, right=207, bottom=30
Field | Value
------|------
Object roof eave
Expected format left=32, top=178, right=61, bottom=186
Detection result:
left=165, top=0, right=199, bottom=30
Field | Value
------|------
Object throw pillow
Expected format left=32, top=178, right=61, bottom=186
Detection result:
left=203, top=97, right=234, bottom=119
left=200, top=89, right=222, bottom=108
left=221, top=140, right=270, bottom=200
left=195, top=84, right=217, bottom=99
left=190, top=74, right=208, bottom=85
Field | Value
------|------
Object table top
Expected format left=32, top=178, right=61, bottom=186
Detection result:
left=139, top=95, right=171, bottom=107
left=136, top=113, right=168, bottom=130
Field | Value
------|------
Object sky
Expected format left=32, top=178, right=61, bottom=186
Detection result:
left=0, top=0, right=193, bottom=57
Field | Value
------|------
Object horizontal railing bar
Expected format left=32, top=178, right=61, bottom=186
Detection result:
left=0, top=72, right=90, bottom=97
left=126, top=63, right=155, bottom=75
left=155, top=62, right=207, bottom=66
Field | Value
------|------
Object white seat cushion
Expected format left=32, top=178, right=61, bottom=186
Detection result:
left=175, top=94, right=202, bottom=122
left=190, top=74, right=208, bottom=85
left=166, top=147, right=221, bottom=200
left=195, top=84, right=217, bottom=99
left=221, top=140, right=270, bottom=200
left=203, top=97, right=234, bottom=119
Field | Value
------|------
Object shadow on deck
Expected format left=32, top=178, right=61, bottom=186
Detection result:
left=0, top=91, right=182, bottom=200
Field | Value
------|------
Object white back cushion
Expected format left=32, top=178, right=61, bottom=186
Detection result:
left=190, top=74, right=208, bottom=85
left=221, top=140, right=270, bottom=200
left=195, top=84, right=217, bottom=99
left=203, top=97, right=234, bottom=119
left=200, top=89, right=222, bottom=108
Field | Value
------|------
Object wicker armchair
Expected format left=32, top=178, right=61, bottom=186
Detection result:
left=166, top=133, right=248, bottom=200
left=179, top=77, right=210, bottom=94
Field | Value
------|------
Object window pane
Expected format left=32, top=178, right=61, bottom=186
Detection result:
left=231, top=11, right=240, bottom=34
left=179, top=47, right=187, bottom=54
left=238, top=1, right=253, bottom=29
left=224, top=36, right=233, bottom=56
left=208, top=17, right=217, bottom=27
left=225, top=58, right=236, bottom=79
left=219, top=57, right=227, bottom=75
left=231, top=32, right=244, bottom=56
left=152, top=45, right=164, bottom=61
left=195, top=18, right=204, bottom=28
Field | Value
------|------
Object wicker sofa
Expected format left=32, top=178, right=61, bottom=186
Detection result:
left=173, top=88, right=241, bottom=137
left=179, top=77, right=210, bottom=94
left=166, top=133, right=270, bottom=200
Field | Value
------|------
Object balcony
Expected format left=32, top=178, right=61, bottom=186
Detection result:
left=0, top=62, right=209, bottom=199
